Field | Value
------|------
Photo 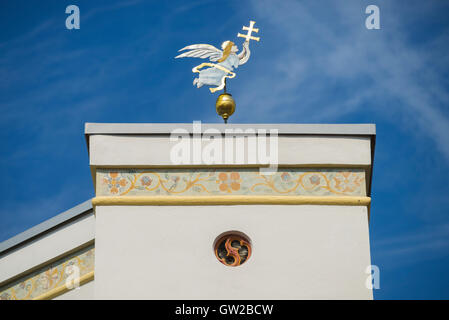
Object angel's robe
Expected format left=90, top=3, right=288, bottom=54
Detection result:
left=197, top=54, right=239, bottom=87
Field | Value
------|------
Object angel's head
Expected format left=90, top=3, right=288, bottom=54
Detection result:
left=218, top=41, right=238, bottom=62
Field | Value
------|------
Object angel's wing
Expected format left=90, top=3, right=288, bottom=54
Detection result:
left=175, top=44, right=223, bottom=62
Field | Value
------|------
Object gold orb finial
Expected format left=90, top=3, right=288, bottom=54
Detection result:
left=215, top=93, right=235, bottom=123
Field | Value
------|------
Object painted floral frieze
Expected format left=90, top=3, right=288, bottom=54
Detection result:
left=0, top=245, right=94, bottom=300
left=96, top=168, right=366, bottom=197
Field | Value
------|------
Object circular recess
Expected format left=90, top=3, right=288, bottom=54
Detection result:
left=214, top=232, right=252, bottom=267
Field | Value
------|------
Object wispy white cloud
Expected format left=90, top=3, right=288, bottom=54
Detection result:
left=233, top=0, right=449, bottom=161
left=0, top=183, right=86, bottom=241
left=372, top=223, right=449, bottom=269
left=0, top=6, right=164, bottom=165
left=82, top=0, right=144, bottom=22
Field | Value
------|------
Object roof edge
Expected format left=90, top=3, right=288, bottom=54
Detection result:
left=0, top=199, right=93, bottom=255
left=85, top=123, right=376, bottom=136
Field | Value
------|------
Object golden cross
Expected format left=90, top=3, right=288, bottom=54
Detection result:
left=237, top=20, right=260, bottom=42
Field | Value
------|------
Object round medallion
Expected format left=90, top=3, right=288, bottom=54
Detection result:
left=214, top=232, right=252, bottom=267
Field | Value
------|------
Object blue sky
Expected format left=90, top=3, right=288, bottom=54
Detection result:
left=1, top=0, right=448, bottom=299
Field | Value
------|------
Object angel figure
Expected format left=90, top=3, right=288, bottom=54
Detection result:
left=175, top=40, right=251, bottom=93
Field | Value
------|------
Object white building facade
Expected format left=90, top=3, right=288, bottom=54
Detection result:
left=0, top=123, right=376, bottom=299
